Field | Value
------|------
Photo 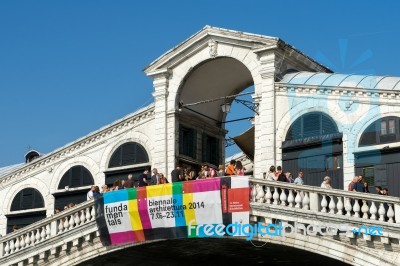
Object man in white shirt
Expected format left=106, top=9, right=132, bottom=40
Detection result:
left=87, top=185, right=95, bottom=200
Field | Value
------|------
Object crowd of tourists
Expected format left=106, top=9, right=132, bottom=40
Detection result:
left=263, top=165, right=390, bottom=196
left=48, top=162, right=393, bottom=219
left=85, top=159, right=245, bottom=197
left=83, top=162, right=392, bottom=198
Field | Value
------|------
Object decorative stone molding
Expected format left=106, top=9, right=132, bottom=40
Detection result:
left=49, top=156, right=101, bottom=195
left=98, top=131, right=154, bottom=173
left=2, top=178, right=52, bottom=216
left=208, top=39, right=218, bottom=58
left=148, top=68, right=171, bottom=93
left=0, top=106, right=155, bottom=189
left=275, top=83, right=400, bottom=100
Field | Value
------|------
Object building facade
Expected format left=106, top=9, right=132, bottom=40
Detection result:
left=0, top=26, right=399, bottom=234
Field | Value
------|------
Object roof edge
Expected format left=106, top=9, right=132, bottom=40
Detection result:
left=0, top=103, right=155, bottom=180
left=143, top=25, right=279, bottom=73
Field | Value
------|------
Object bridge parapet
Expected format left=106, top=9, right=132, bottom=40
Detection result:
left=249, top=178, right=400, bottom=265
left=250, top=178, right=400, bottom=224
left=1, top=180, right=400, bottom=265
left=0, top=200, right=97, bottom=265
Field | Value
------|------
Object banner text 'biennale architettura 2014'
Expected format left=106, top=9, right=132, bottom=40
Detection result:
left=95, top=176, right=249, bottom=246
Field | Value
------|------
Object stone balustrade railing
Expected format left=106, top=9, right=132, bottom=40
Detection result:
left=0, top=200, right=96, bottom=258
left=249, top=178, right=400, bottom=224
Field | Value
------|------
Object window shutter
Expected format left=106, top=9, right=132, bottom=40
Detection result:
left=71, top=166, right=81, bottom=187
left=202, top=133, right=207, bottom=162
left=11, top=188, right=45, bottom=211
left=322, top=115, right=337, bottom=134
left=179, top=125, right=183, bottom=155
left=58, top=166, right=94, bottom=189
left=303, top=113, right=320, bottom=138
left=192, top=129, right=197, bottom=159
left=108, top=142, right=149, bottom=168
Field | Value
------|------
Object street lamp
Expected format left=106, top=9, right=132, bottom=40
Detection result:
left=220, top=102, right=231, bottom=113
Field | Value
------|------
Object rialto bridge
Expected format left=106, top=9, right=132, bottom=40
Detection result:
left=1, top=26, right=400, bottom=265
left=0, top=180, right=399, bottom=265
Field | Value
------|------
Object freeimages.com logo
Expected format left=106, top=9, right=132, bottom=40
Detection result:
left=188, top=220, right=384, bottom=241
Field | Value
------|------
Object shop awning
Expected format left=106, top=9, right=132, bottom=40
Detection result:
left=232, top=127, right=254, bottom=161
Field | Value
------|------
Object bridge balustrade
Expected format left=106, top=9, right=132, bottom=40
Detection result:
left=250, top=178, right=400, bottom=224
left=0, top=200, right=96, bottom=259
left=0, top=179, right=399, bottom=265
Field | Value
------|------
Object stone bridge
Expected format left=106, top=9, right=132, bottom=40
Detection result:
left=1, top=178, right=399, bottom=266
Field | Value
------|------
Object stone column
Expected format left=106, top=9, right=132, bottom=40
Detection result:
left=148, top=69, right=170, bottom=176
left=342, top=132, right=356, bottom=190
left=166, top=111, right=177, bottom=180
left=253, top=48, right=277, bottom=179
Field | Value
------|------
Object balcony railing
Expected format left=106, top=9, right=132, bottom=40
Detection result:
left=249, top=178, right=400, bottom=224
left=0, top=200, right=96, bottom=258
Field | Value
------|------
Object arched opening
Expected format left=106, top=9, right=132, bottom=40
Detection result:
left=355, top=116, right=400, bottom=196
left=7, top=188, right=46, bottom=233
left=282, top=112, right=343, bottom=188
left=53, top=165, right=94, bottom=210
left=76, top=238, right=349, bottom=266
left=177, top=57, right=255, bottom=174
left=24, top=150, right=41, bottom=163
left=104, top=142, right=151, bottom=187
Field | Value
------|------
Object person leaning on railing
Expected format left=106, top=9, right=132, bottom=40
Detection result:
left=225, top=160, right=236, bottom=176
left=263, top=166, right=276, bottom=181
left=234, top=161, right=245, bottom=176
left=348, top=176, right=358, bottom=191
left=353, top=176, right=365, bottom=192
left=157, top=173, right=169, bottom=184
left=293, top=171, right=304, bottom=185
left=218, top=164, right=225, bottom=177
left=320, top=176, right=332, bottom=189
left=320, top=176, right=332, bottom=211
left=293, top=171, right=304, bottom=202
left=363, top=181, right=370, bottom=193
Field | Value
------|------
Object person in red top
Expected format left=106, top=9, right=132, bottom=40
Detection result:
left=225, top=160, right=236, bottom=175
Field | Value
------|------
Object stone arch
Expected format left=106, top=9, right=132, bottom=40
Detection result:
left=168, top=42, right=263, bottom=115
left=352, top=110, right=400, bottom=153
left=276, top=105, right=341, bottom=153
left=257, top=235, right=391, bottom=266
left=44, top=235, right=389, bottom=266
left=3, top=178, right=52, bottom=216
left=99, top=131, right=153, bottom=173
left=161, top=42, right=264, bottom=175
left=50, top=156, right=101, bottom=194
left=276, top=104, right=345, bottom=188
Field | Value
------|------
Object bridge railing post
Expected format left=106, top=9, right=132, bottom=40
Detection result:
left=50, top=220, right=58, bottom=237
left=0, top=242, right=3, bottom=258
left=395, top=203, right=400, bottom=224
left=309, top=192, right=320, bottom=212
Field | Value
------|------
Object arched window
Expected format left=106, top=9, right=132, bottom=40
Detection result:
left=58, top=165, right=94, bottom=189
left=286, top=112, right=338, bottom=141
left=108, top=142, right=149, bottom=168
left=359, top=116, right=400, bottom=146
left=11, top=188, right=44, bottom=211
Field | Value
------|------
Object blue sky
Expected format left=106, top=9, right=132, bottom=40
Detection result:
left=0, top=1, right=399, bottom=167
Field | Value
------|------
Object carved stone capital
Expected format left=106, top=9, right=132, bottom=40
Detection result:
left=149, top=69, right=171, bottom=91
left=152, top=90, right=169, bottom=100
left=146, top=68, right=171, bottom=79
left=260, top=69, right=275, bottom=79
